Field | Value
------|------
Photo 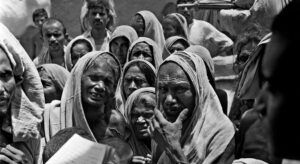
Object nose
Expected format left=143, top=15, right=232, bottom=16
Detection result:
left=129, top=81, right=137, bottom=91
left=95, top=13, right=101, bottom=19
left=94, top=80, right=105, bottom=92
left=137, top=54, right=145, bottom=60
left=165, top=93, right=177, bottom=107
left=137, top=116, right=146, bottom=123
left=183, top=7, right=189, bottom=12
left=49, top=35, right=56, bottom=42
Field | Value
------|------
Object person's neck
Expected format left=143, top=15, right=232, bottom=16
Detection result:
left=50, top=50, right=65, bottom=66
left=91, top=28, right=107, bottom=42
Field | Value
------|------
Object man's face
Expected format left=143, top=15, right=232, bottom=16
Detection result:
left=0, top=48, right=16, bottom=117
left=176, top=0, right=195, bottom=25
left=88, top=6, right=109, bottom=30
left=34, top=15, right=48, bottom=28
left=157, top=62, right=195, bottom=122
left=110, top=37, right=129, bottom=66
left=42, top=22, right=66, bottom=53
left=131, top=92, right=155, bottom=140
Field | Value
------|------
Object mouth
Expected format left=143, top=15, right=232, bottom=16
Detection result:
left=0, top=98, right=8, bottom=106
left=164, top=105, right=182, bottom=116
left=89, top=92, right=104, bottom=101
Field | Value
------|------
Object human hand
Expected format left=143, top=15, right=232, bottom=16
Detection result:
left=0, top=145, right=28, bottom=164
left=131, top=154, right=151, bottom=164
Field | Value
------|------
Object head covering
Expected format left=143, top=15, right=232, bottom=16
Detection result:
left=124, top=87, right=155, bottom=156
left=109, top=25, right=138, bottom=46
left=136, top=10, right=165, bottom=52
left=155, top=51, right=235, bottom=164
left=164, top=13, right=189, bottom=39
left=236, top=33, right=271, bottom=99
left=60, top=51, right=121, bottom=141
left=162, top=35, right=189, bottom=60
left=64, top=36, right=94, bottom=71
left=127, top=37, right=163, bottom=69
left=80, top=0, right=116, bottom=32
left=37, top=63, right=70, bottom=94
left=115, top=59, right=156, bottom=115
left=0, top=23, right=44, bottom=141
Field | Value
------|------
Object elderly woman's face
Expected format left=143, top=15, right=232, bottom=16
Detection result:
left=169, top=40, right=187, bottom=53
left=130, top=14, right=145, bottom=37
left=162, top=18, right=177, bottom=39
left=130, top=42, right=153, bottom=64
left=123, top=65, right=150, bottom=99
left=38, top=69, right=60, bottom=104
left=71, top=42, right=90, bottom=67
left=81, top=60, right=116, bottom=108
left=110, top=37, right=129, bottom=66
left=157, top=62, right=195, bottom=122
left=131, top=92, right=155, bottom=140
left=0, top=49, right=16, bottom=117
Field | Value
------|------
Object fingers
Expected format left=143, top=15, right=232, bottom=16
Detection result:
left=154, top=108, right=168, bottom=125
left=132, top=156, right=147, bottom=164
left=1, top=145, right=25, bottom=163
left=6, top=145, right=24, bottom=157
left=175, top=108, right=189, bottom=124
left=0, top=154, right=18, bottom=164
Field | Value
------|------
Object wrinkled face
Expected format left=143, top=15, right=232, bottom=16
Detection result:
left=38, top=69, right=60, bottom=103
left=123, top=65, right=149, bottom=99
left=130, top=14, right=145, bottom=37
left=157, top=62, right=195, bottom=122
left=81, top=61, right=116, bottom=108
left=169, top=40, right=187, bottom=53
left=42, top=22, right=65, bottom=53
left=88, top=6, right=109, bottom=30
left=131, top=92, right=155, bottom=140
left=130, top=42, right=153, bottom=64
left=71, top=43, right=90, bottom=67
left=177, top=0, right=195, bottom=25
left=34, top=15, right=48, bottom=28
left=110, top=37, right=129, bottom=66
left=162, top=18, right=177, bottom=39
left=0, top=49, right=16, bottom=117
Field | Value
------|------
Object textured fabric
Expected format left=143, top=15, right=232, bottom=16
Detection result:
left=188, top=19, right=233, bottom=58
left=162, top=36, right=189, bottom=60
left=137, top=10, right=166, bottom=52
left=236, top=33, right=271, bottom=99
left=155, top=51, right=235, bottom=164
left=123, top=87, right=155, bottom=156
left=165, top=13, right=189, bottom=39
left=115, top=59, right=156, bottom=115
left=0, top=23, right=44, bottom=164
left=109, top=25, right=138, bottom=47
left=64, top=36, right=95, bottom=71
left=127, top=37, right=163, bottom=69
left=33, top=45, right=66, bottom=67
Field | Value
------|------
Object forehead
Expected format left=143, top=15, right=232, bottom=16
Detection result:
left=158, top=62, right=188, bottom=80
left=0, top=48, right=12, bottom=70
left=85, top=59, right=114, bottom=75
left=112, top=37, right=129, bottom=44
left=89, top=6, right=107, bottom=13
left=132, top=42, right=151, bottom=50
left=262, top=34, right=286, bottom=79
left=72, top=42, right=89, bottom=50
left=43, top=22, right=64, bottom=33
left=38, top=68, right=51, bottom=79
left=133, top=92, right=156, bottom=108
left=125, top=65, right=143, bottom=75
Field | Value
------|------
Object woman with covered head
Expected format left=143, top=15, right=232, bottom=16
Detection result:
left=185, top=45, right=228, bottom=114
left=162, top=13, right=189, bottom=40
left=115, top=59, right=156, bottom=115
left=127, top=37, right=162, bottom=69
left=64, top=37, right=94, bottom=71
left=124, top=87, right=155, bottom=164
left=0, top=23, right=44, bottom=164
left=162, top=35, right=190, bottom=60
left=109, top=25, right=138, bottom=68
left=37, top=64, right=70, bottom=141
left=60, top=51, right=132, bottom=163
left=150, top=51, right=235, bottom=164
left=130, top=10, right=165, bottom=52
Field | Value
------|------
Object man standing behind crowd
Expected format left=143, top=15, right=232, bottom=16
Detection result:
left=78, top=0, right=116, bottom=51
left=34, top=18, right=67, bottom=67
left=176, top=0, right=233, bottom=57
left=20, top=8, right=49, bottom=60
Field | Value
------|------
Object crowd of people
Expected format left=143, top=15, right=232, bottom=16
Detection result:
left=0, top=0, right=298, bottom=163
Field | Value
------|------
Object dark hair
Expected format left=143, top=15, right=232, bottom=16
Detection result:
left=71, top=39, right=93, bottom=55
left=32, top=8, right=48, bottom=22
left=41, top=18, right=67, bottom=35
left=43, top=127, right=93, bottom=162
left=176, top=0, right=195, bottom=5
